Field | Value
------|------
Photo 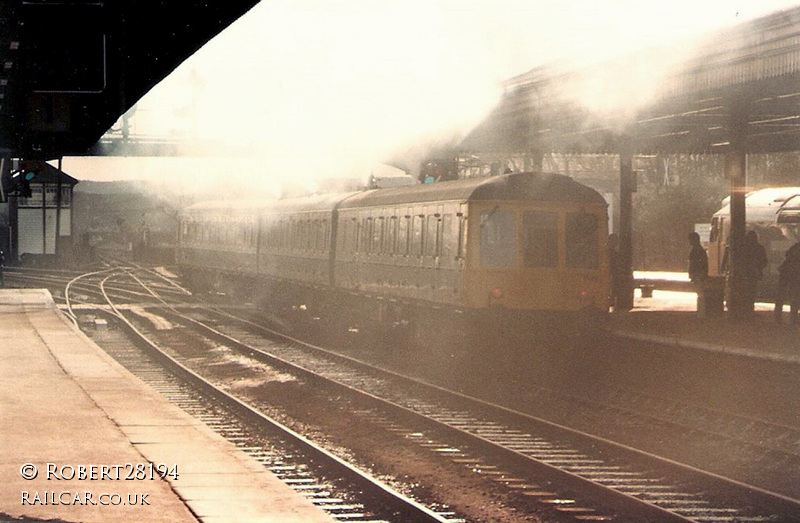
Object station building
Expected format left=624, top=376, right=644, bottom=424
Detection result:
left=0, top=160, right=78, bottom=263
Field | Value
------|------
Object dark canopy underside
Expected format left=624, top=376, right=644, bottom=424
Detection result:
left=0, top=0, right=260, bottom=160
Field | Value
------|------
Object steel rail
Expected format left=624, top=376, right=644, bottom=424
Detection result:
left=178, top=305, right=800, bottom=522
left=92, top=268, right=452, bottom=523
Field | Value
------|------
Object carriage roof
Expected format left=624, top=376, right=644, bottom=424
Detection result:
left=713, top=187, right=800, bottom=224
left=182, top=172, right=606, bottom=219
left=182, top=199, right=271, bottom=219
left=182, top=193, right=356, bottom=217
left=337, top=172, right=606, bottom=210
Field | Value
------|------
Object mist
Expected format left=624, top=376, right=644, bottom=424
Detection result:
left=61, top=0, right=800, bottom=194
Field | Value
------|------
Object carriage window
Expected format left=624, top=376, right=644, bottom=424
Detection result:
left=523, top=212, right=558, bottom=267
left=441, top=215, right=453, bottom=259
left=480, top=209, right=516, bottom=267
left=398, top=216, right=409, bottom=255
left=321, top=220, right=330, bottom=250
left=374, top=217, right=384, bottom=253
left=566, top=212, right=599, bottom=269
left=412, top=215, right=424, bottom=256
left=425, top=216, right=439, bottom=256
left=457, top=215, right=466, bottom=259
left=345, top=218, right=357, bottom=252
left=386, top=217, right=397, bottom=255
left=311, top=220, right=319, bottom=250
left=357, top=219, right=369, bottom=253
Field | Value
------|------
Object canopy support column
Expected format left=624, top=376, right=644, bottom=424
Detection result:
left=617, top=150, right=635, bottom=311
left=725, top=124, right=749, bottom=317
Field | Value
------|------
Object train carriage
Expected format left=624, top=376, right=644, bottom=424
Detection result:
left=258, top=193, right=355, bottom=287
left=179, top=200, right=263, bottom=291
left=178, top=171, right=611, bottom=342
left=333, top=182, right=470, bottom=305
left=707, top=187, right=800, bottom=299
left=333, top=172, right=610, bottom=318
left=465, top=174, right=608, bottom=315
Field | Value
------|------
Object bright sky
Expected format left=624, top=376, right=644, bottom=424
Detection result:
left=62, top=0, right=800, bottom=191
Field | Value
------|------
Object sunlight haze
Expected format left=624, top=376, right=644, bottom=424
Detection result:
left=62, top=0, right=800, bottom=192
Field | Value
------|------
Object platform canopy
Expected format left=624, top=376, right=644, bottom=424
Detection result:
left=0, top=0, right=260, bottom=160
left=462, top=6, right=800, bottom=157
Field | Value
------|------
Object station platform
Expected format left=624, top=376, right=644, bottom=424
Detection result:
left=611, top=284, right=800, bottom=366
left=0, top=289, right=334, bottom=523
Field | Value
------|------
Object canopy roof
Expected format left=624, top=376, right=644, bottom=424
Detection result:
left=462, top=6, right=800, bottom=156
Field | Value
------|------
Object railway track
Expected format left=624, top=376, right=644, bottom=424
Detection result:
left=62, top=265, right=453, bottom=522
left=160, top=304, right=800, bottom=522
left=19, top=261, right=800, bottom=521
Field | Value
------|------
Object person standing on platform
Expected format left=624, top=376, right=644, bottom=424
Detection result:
left=0, top=250, right=5, bottom=288
left=687, top=232, right=708, bottom=286
left=774, top=241, right=800, bottom=324
left=742, top=230, right=768, bottom=313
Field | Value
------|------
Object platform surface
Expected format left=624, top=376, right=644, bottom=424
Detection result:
left=612, top=285, right=800, bottom=365
left=0, top=289, right=333, bottom=523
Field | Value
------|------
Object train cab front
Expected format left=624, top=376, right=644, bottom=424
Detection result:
left=463, top=201, right=610, bottom=338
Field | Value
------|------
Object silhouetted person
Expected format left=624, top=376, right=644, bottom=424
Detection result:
left=742, top=230, right=768, bottom=313
left=775, top=241, right=800, bottom=324
left=687, top=232, right=708, bottom=285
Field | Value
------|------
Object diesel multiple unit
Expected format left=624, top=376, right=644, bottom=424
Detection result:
left=179, top=172, right=611, bottom=337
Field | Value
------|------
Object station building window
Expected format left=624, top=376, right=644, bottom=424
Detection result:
left=60, top=187, right=72, bottom=206
left=45, top=186, right=59, bottom=206
left=17, top=184, right=43, bottom=207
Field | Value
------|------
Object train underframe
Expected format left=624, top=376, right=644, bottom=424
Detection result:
left=181, top=265, right=604, bottom=355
